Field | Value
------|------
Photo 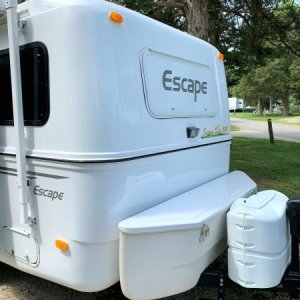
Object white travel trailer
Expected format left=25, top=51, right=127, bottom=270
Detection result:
left=229, top=97, right=245, bottom=112
left=0, top=1, right=296, bottom=300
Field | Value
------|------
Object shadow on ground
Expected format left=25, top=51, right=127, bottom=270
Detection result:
left=0, top=256, right=293, bottom=300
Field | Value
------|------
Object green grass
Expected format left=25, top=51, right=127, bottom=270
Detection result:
left=230, top=125, right=240, bottom=131
left=231, top=112, right=300, bottom=126
left=230, top=137, right=300, bottom=197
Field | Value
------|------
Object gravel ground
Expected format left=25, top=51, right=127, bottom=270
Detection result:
left=0, top=261, right=293, bottom=300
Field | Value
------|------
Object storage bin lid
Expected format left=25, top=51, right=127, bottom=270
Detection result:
left=230, top=190, right=288, bottom=217
left=119, top=171, right=256, bottom=233
left=239, top=191, right=275, bottom=209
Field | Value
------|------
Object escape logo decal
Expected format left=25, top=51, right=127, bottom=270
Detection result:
left=202, top=125, right=229, bottom=138
left=33, top=185, right=64, bottom=201
left=162, top=70, right=208, bottom=102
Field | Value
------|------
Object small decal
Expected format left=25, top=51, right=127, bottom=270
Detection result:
left=33, top=185, right=64, bottom=201
left=202, top=124, right=229, bottom=139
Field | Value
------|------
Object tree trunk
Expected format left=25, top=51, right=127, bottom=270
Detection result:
left=282, top=93, right=289, bottom=116
left=269, top=97, right=273, bottom=113
left=257, top=96, right=263, bottom=115
left=185, top=0, right=209, bottom=41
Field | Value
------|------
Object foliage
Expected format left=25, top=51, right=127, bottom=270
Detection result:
left=289, top=97, right=300, bottom=114
left=271, top=0, right=300, bottom=58
left=229, top=1, right=300, bottom=116
left=231, top=54, right=300, bottom=115
left=110, top=0, right=185, bottom=31
left=290, top=58, right=300, bottom=92
left=112, top=1, right=300, bottom=98
left=230, top=70, right=261, bottom=106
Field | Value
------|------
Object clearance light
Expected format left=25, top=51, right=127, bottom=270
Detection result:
left=55, top=239, right=69, bottom=251
left=217, top=53, right=224, bottom=60
left=109, top=12, right=123, bottom=24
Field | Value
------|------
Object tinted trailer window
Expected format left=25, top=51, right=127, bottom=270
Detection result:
left=0, top=42, right=49, bottom=126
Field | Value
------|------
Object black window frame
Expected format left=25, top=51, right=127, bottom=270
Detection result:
left=0, top=41, right=50, bottom=126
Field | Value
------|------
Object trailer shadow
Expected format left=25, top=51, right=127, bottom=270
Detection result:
left=0, top=262, right=126, bottom=300
left=0, top=259, right=292, bottom=300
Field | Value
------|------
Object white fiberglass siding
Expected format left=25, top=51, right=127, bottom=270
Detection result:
left=0, top=0, right=230, bottom=162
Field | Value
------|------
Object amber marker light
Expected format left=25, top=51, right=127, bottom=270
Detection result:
left=55, top=239, right=69, bottom=251
left=217, top=53, right=224, bottom=60
left=109, top=12, right=123, bottom=24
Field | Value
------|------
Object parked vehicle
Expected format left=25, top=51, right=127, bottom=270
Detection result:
left=0, top=1, right=298, bottom=300
left=229, top=97, right=245, bottom=112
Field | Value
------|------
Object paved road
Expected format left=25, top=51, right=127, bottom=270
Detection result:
left=231, top=117, right=300, bottom=142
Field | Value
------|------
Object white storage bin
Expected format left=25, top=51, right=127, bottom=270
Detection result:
left=227, top=190, right=291, bottom=288
left=119, top=171, right=256, bottom=300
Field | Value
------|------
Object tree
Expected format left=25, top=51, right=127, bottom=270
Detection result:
left=185, top=0, right=209, bottom=40
left=229, top=1, right=300, bottom=115
left=230, top=69, right=265, bottom=115
left=231, top=54, right=300, bottom=116
left=111, top=0, right=294, bottom=85
left=290, top=58, right=300, bottom=93
left=268, top=0, right=300, bottom=58
left=264, top=58, right=293, bottom=116
left=113, top=0, right=210, bottom=40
